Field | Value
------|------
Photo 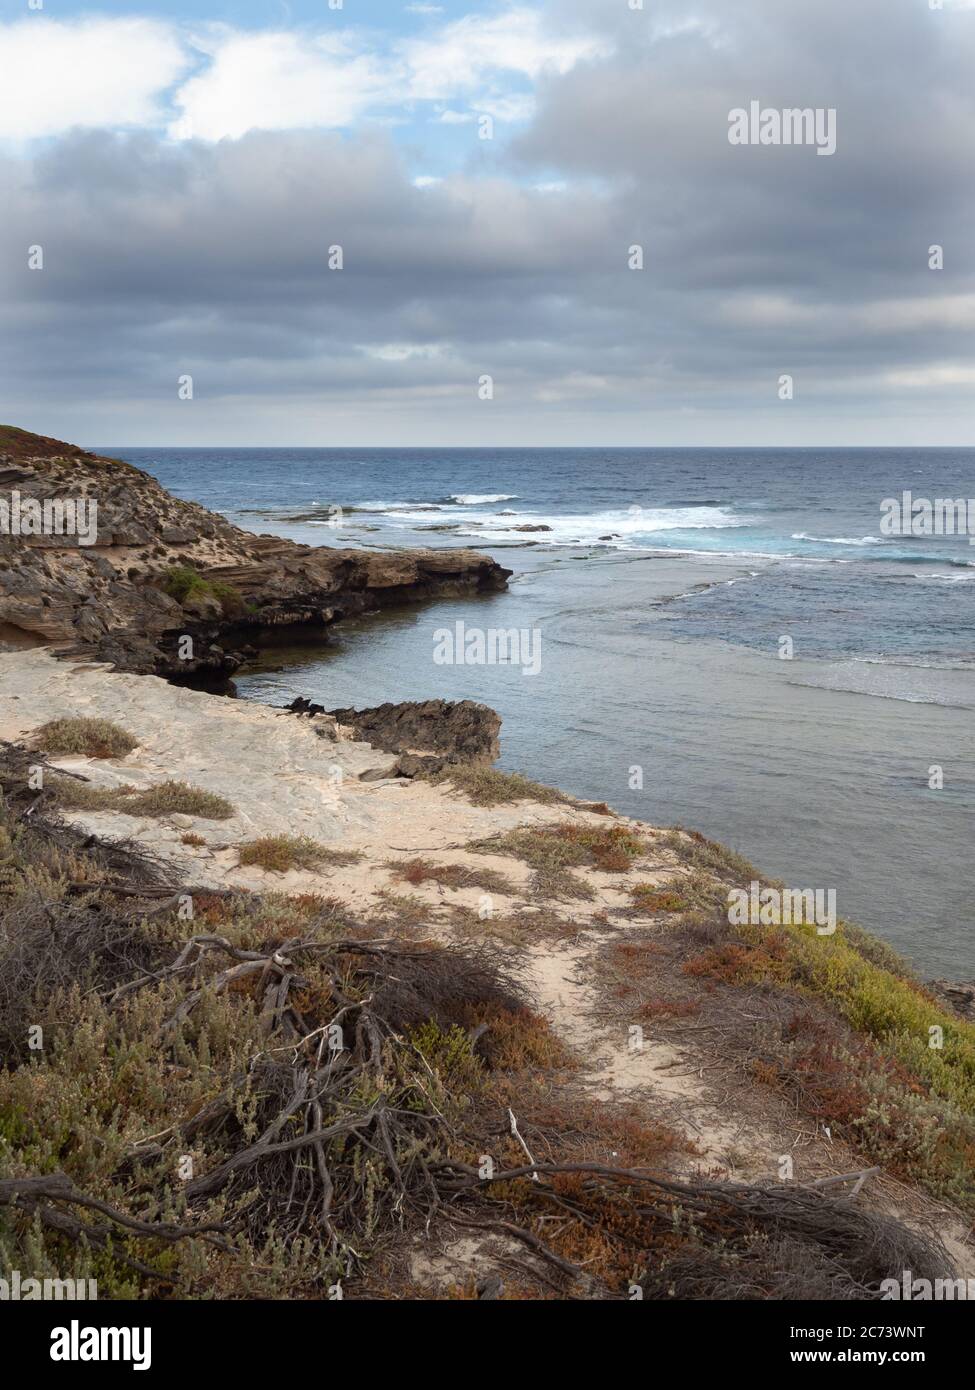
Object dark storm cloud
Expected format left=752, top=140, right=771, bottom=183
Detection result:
left=1, top=0, right=973, bottom=444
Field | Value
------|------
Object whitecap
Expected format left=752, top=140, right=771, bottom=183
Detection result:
left=447, top=493, right=519, bottom=504
left=791, top=533, right=881, bottom=545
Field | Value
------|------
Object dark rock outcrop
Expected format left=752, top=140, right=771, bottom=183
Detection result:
left=327, top=698, right=501, bottom=773
left=0, top=427, right=511, bottom=680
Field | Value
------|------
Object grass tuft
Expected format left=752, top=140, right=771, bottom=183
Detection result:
left=427, top=765, right=570, bottom=807
left=662, top=827, right=759, bottom=884
left=238, top=835, right=363, bottom=873
left=53, top=777, right=235, bottom=820
left=33, top=718, right=137, bottom=759
left=470, top=821, right=645, bottom=901
left=386, top=857, right=516, bottom=895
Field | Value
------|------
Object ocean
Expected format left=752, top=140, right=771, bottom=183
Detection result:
left=105, top=447, right=975, bottom=978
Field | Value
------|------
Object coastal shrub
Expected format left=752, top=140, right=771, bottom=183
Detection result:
left=469, top=822, right=644, bottom=901
left=238, top=835, right=362, bottom=873
left=455, top=1001, right=575, bottom=1071
left=161, top=565, right=249, bottom=618
left=161, top=564, right=208, bottom=603
left=840, top=921, right=920, bottom=982
left=32, top=717, right=137, bottom=759
left=750, top=1010, right=975, bottom=1210
left=468, top=827, right=596, bottom=901
left=47, top=779, right=128, bottom=812
left=737, top=918, right=975, bottom=1114
left=673, top=878, right=975, bottom=1209
left=553, top=822, right=645, bottom=864
left=428, top=765, right=570, bottom=807
left=662, top=827, right=759, bottom=885
left=630, top=885, right=687, bottom=913
left=413, top=1002, right=571, bottom=1074
left=386, top=857, right=516, bottom=895
left=684, top=936, right=793, bottom=987
left=0, top=797, right=551, bottom=1299
left=209, top=578, right=255, bottom=619
left=127, top=782, right=235, bottom=819
left=492, top=1083, right=692, bottom=1170
left=53, top=776, right=235, bottom=820
left=676, top=878, right=975, bottom=1113
left=630, top=871, right=725, bottom=916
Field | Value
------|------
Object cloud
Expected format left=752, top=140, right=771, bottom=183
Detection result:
left=0, top=18, right=189, bottom=140
left=402, top=7, right=610, bottom=100
left=171, top=30, right=393, bottom=139
left=0, top=9, right=611, bottom=145
left=2, top=0, right=974, bottom=443
left=0, top=127, right=620, bottom=435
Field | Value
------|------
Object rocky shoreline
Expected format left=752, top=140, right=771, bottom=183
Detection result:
left=2, top=424, right=969, bottom=1004
left=1, top=424, right=973, bottom=1298
left=0, top=425, right=509, bottom=685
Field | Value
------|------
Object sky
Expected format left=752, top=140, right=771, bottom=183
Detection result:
left=0, top=0, right=973, bottom=447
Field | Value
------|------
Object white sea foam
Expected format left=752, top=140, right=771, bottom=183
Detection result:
left=447, top=493, right=519, bottom=504
left=351, top=494, right=519, bottom=513
left=909, top=571, right=975, bottom=585
left=791, top=533, right=881, bottom=545
left=353, top=500, right=425, bottom=512
left=454, top=505, right=749, bottom=548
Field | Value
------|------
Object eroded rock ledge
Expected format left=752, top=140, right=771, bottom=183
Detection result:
left=286, top=694, right=502, bottom=775
left=0, top=425, right=511, bottom=681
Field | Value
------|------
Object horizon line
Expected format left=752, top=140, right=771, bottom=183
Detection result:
left=91, top=442, right=975, bottom=452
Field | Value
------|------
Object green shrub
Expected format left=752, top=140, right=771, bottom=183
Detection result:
left=161, top=565, right=208, bottom=603
left=161, top=566, right=249, bottom=618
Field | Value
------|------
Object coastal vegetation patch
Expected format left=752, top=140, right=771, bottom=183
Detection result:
left=386, top=857, right=516, bottom=896
left=33, top=717, right=137, bottom=759
left=653, top=870, right=975, bottom=1211
left=52, top=776, right=235, bottom=821
left=161, top=564, right=251, bottom=619
left=469, top=822, right=646, bottom=901
left=0, top=778, right=954, bottom=1300
left=426, top=764, right=570, bottom=807
left=662, top=826, right=760, bottom=885
left=629, top=871, right=726, bottom=916
left=238, top=835, right=363, bottom=873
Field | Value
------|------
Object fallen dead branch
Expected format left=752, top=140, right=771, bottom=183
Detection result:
left=431, top=1159, right=951, bottom=1299
left=0, top=1172, right=233, bottom=1281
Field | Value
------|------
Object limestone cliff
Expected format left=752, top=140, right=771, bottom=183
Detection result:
left=0, top=425, right=510, bottom=682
